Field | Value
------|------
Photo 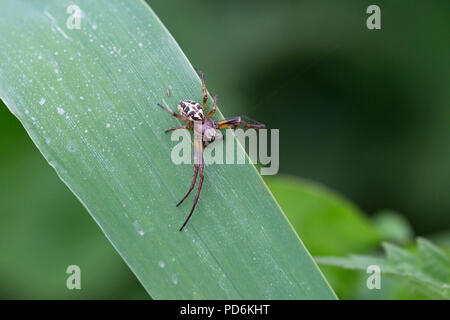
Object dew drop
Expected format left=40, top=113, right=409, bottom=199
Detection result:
left=66, top=141, right=78, bottom=153
left=171, top=274, right=178, bottom=285
left=133, top=220, right=145, bottom=236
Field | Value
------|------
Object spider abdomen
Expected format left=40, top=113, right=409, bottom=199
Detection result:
left=178, top=100, right=204, bottom=121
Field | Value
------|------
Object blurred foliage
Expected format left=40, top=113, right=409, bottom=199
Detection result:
left=265, top=176, right=381, bottom=256
left=265, top=175, right=380, bottom=299
left=267, top=176, right=449, bottom=299
left=372, top=210, right=413, bottom=244
left=0, top=0, right=449, bottom=299
left=317, top=239, right=450, bottom=299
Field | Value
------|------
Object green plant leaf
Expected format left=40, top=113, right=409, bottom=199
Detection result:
left=0, top=0, right=336, bottom=299
left=265, top=175, right=381, bottom=256
left=372, top=210, right=413, bottom=244
left=264, top=175, right=381, bottom=299
left=417, top=237, right=450, bottom=284
left=316, top=238, right=450, bottom=299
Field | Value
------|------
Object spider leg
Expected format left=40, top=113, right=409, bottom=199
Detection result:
left=240, top=115, right=266, bottom=128
left=179, top=167, right=204, bottom=231
left=178, top=130, right=204, bottom=231
left=176, top=166, right=198, bottom=207
left=217, top=116, right=266, bottom=130
left=194, top=68, right=208, bottom=109
left=164, top=125, right=192, bottom=133
left=206, top=94, right=217, bottom=118
left=157, top=103, right=189, bottom=123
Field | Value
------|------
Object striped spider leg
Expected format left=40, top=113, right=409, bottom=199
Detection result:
left=216, top=115, right=266, bottom=130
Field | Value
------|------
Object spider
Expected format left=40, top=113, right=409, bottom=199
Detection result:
left=157, top=69, right=266, bottom=231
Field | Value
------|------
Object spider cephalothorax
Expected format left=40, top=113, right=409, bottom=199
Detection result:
left=157, top=69, right=265, bottom=231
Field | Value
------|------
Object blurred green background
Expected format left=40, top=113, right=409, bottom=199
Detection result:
left=0, top=0, right=449, bottom=299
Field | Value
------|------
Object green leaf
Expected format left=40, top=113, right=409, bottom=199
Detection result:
left=417, top=237, right=450, bottom=284
left=0, top=0, right=335, bottom=299
left=372, top=210, right=413, bottom=244
left=265, top=176, right=380, bottom=256
left=382, top=242, right=417, bottom=265
left=316, top=238, right=450, bottom=299
left=265, top=175, right=381, bottom=299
